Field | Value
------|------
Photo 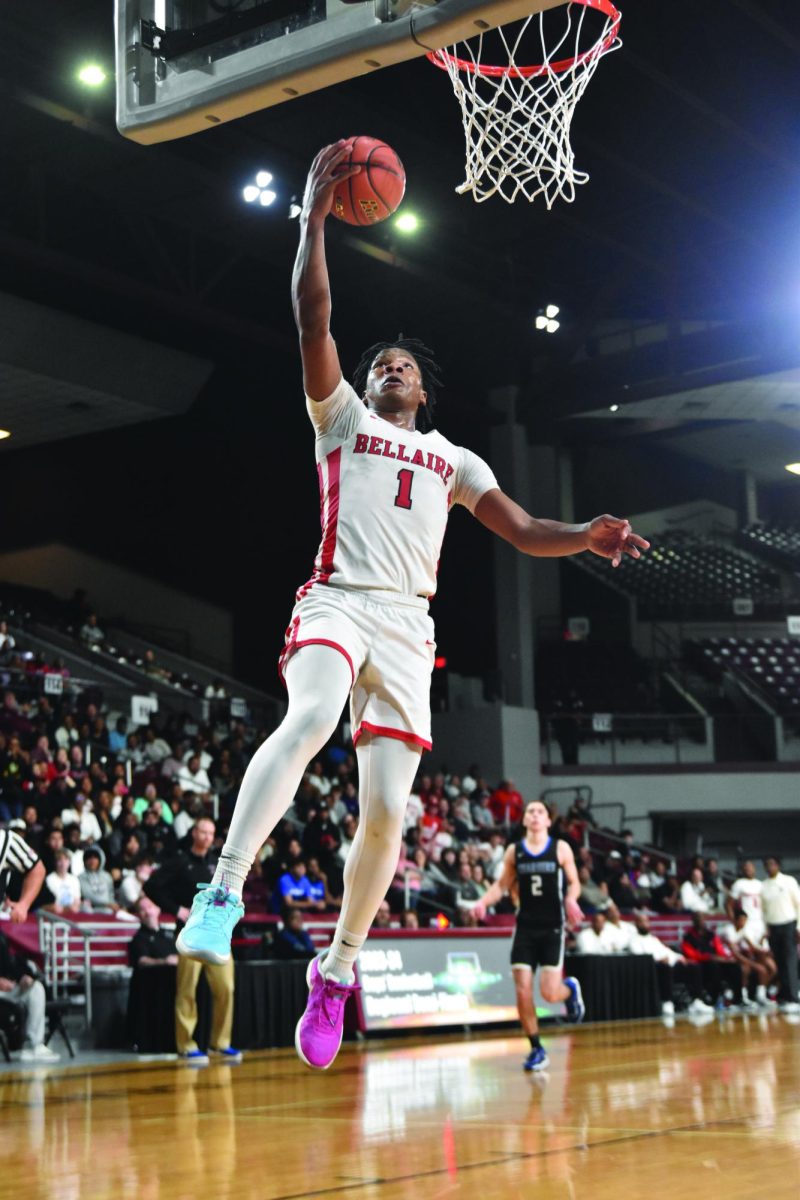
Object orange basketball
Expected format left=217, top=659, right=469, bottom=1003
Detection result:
left=331, top=135, right=406, bottom=226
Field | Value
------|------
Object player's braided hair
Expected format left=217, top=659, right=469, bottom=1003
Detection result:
left=352, top=338, right=441, bottom=433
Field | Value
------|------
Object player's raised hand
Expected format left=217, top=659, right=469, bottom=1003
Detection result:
left=301, top=141, right=361, bottom=225
left=586, top=514, right=649, bottom=569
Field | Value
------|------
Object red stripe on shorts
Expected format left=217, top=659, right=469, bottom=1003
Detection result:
left=353, top=721, right=432, bottom=752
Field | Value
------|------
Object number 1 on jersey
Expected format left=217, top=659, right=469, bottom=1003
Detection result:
left=394, top=468, right=414, bottom=510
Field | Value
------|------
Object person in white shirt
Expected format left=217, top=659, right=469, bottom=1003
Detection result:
left=719, top=909, right=777, bottom=1007
left=576, top=911, right=626, bottom=954
left=727, top=860, right=765, bottom=941
left=680, top=867, right=714, bottom=914
left=44, top=851, right=81, bottom=913
left=761, top=856, right=800, bottom=1011
left=60, top=795, right=102, bottom=845
left=177, top=755, right=214, bottom=798
left=605, top=903, right=637, bottom=952
left=629, top=912, right=712, bottom=1015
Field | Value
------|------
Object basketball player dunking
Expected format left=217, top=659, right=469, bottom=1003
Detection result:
left=177, top=141, right=649, bottom=1070
left=475, top=799, right=584, bottom=1071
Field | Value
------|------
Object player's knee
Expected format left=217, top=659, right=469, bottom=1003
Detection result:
left=539, top=977, right=561, bottom=1002
left=282, top=698, right=341, bottom=754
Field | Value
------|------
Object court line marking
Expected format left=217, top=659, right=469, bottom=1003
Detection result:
left=265, top=1103, right=800, bottom=1200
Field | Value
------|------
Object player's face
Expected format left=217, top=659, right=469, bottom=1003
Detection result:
left=364, top=348, right=427, bottom=418
left=523, top=802, right=550, bottom=836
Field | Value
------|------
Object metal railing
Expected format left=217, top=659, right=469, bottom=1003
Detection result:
left=38, top=911, right=175, bottom=1029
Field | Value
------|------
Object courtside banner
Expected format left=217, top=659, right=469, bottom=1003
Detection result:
left=353, top=930, right=562, bottom=1032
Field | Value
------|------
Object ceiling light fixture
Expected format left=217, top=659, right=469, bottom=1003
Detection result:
left=609, top=404, right=619, bottom=412
left=0, top=429, right=10, bottom=440
left=535, top=305, right=561, bottom=333
left=395, top=212, right=420, bottom=234
left=77, top=63, right=107, bottom=87
left=243, top=171, right=277, bottom=206
left=785, top=463, right=800, bottom=475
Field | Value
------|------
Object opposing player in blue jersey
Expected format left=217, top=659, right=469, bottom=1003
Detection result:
left=475, top=799, right=584, bottom=1071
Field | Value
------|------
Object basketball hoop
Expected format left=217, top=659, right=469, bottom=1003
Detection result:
left=427, top=0, right=621, bottom=206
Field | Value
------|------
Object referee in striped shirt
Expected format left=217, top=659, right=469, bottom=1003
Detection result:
left=0, top=827, right=58, bottom=1061
left=0, top=827, right=45, bottom=923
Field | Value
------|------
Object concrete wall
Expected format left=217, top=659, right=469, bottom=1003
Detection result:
left=0, top=543, right=232, bottom=672
left=545, top=769, right=800, bottom=839
left=431, top=705, right=540, bottom=794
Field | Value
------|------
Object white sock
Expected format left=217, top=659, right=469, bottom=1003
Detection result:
left=756, top=984, right=767, bottom=1002
left=323, top=927, right=366, bottom=984
left=212, top=845, right=251, bottom=896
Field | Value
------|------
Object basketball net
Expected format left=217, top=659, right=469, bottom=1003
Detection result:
left=428, top=0, right=621, bottom=207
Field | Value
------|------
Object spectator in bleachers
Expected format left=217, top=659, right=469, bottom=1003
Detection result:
left=127, top=896, right=177, bottom=968
left=649, top=862, right=681, bottom=913
left=400, top=909, right=419, bottom=929
left=302, top=801, right=342, bottom=871
left=60, top=793, right=102, bottom=845
left=54, top=713, right=78, bottom=751
left=108, top=830, right=146, bottom=885
left=108, top=717, right=129, bottom=755
left=79, top=846, right=118, bottom=912
left=703, top=857, right=727, bottom=913
left=454, top=862, right=483, bottom=913
left=142, top=726, right=172, bottom=765
left=119, top=857, right=155, bottom=910
left=628, top=913, right=711, bottom=1016
left=63, top=824, right=86, bottom=874
left=306, top=760, right=332, bottom=798
left=577, top=865, right=609, bottom=915
left=68, top=745, right=88, bottom=787
left=272, top=907, right=316, bottom=961
left=79, top=614, right=105, bottom=647
left=21, top=804, right=44, bottom=854
left=172, top=794, right=200, bottom=842
left=575, top=911, right=624, bottom=954
left=176, top=753, right=213, bottom=803
left=140, top=806, right=177, bottom=861
left=305, top=856, right=341, bottom=910
left=605, top=903, right=637, bottom=950
left=274, top=857, right=325, bottom=913
left=373, top=900, right=392, bottom=929
left=681, top=913, right=741, bottom=1004
left=0, top=734, right=30, bottom=821
left=160, top=741, right=188, bottom=783
left=335, top=813, right=358, bottom=870
left=488, top=780, right=524, bottom=827
left=680, top=867, right=715, bottom=914
left=43, top=849, right=81, bottom=913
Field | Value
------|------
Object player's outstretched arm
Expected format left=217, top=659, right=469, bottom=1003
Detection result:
left=474, top=489, right=649, bottom=568
left=474, top=845, right=516, bottom=921
left=292, top=141, right=361, bottom=402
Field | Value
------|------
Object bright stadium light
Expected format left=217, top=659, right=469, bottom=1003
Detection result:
left=395, top=211, right=420, bottom=234
left=535, top=307, right=561, bottom=333
left=609, top=404, right=620, bottom=412
left=0, top=429, right=10, bottom=440
left=77, top=63, right=107, bottom=87
left=546, top=319, right=560, bottom=333
left=785, top=463, right=800, bottom=475
left=545, top=303, right=560, bottom=319
left=242, top=171, right=278, bottom=208
left=288, top=203, right=302, bottom=219
left=535, top=315, right=548, bottom=330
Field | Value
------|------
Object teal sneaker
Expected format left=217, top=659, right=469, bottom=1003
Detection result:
left=176, top=884, right=244, bottom=965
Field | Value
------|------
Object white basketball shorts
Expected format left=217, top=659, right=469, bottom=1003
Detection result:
left=278, top=585, right=436, bottom=751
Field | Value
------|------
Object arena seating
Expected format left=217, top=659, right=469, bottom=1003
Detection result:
left=740, top=523, right=800, bottom=572
left=575, top=530, right=784, bottom=619
left=687, top=635, right=800, bottom=713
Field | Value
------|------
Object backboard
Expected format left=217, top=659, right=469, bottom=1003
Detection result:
left=116, top=0, right=566, bottom=144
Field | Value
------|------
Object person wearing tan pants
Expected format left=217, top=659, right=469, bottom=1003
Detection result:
left=145, top=818, right=243, bottom=1063
left=175, top=955, right=235, bottom=1055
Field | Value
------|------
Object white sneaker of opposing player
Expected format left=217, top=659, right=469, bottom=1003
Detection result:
left=661, top=1000, right=675, bottom=1016
left=20, top=1044, right=60, bottom=1063
left=688, top=997, right=714, bottom=1015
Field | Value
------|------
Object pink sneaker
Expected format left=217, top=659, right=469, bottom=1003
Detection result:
left=295, top=955, right=361, bottom=1070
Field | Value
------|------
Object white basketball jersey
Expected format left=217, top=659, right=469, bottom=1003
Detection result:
left=298, top=377, right=498, bottom=600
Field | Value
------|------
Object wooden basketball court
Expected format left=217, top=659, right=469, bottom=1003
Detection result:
left=1, top=1015, right=798, bottom=1199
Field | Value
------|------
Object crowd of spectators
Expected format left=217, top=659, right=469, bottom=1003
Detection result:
left=1, top=626, right=798, bottom=1013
